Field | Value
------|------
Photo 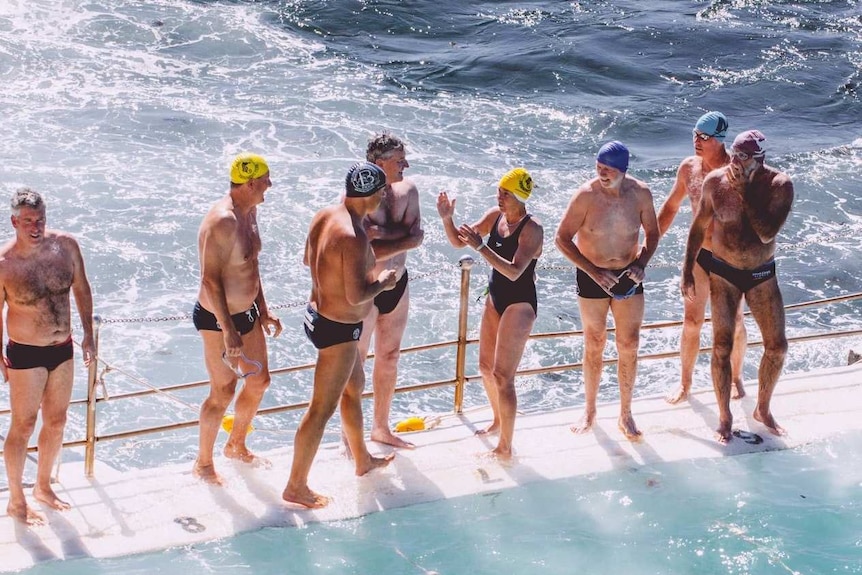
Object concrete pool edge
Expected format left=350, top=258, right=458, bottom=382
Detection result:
left=1, top=362, right=860, bottom=571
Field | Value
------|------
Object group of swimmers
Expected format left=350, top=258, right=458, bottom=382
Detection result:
left=1, top=114, right=793, bottom=520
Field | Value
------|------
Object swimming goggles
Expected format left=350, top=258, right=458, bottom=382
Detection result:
left=612, top=270, right=641, bottom=300
left=221, top=351, right=263, bottom=379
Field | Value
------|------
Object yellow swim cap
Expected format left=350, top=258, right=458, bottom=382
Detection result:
left=230, top=153, right=270, bottom=184
left=498, top=167, right=533, bottom=202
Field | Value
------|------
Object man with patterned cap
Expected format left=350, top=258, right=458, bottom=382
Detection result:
left=556, top=141, right=659, bottom=441
left=192, top=152, right=283, bottom=486
left=658, top=112, right=748, bottom=405
left=437, top=167, right=543, bottom=460
left=682, top=130, right=794, bottom=444
left=284, top=161, right=397, bottom=508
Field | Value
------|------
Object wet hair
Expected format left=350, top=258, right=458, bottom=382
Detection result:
left=10, top=187, right=44, bottom=215
left=366, top=132, right=406, bottom=163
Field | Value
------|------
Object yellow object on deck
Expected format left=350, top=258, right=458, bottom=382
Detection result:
left=394, top=416, right=426, bottom=432
left=221, top=414, right=254, bottom=435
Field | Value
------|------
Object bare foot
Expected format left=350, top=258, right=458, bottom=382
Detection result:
left=33, top=486, right=71, bottom=511
left=731, top=379, right=746, bottom=400
left=715, top=420, right=733, bottom=444
left=7, top=500, right=46, bottom=526
left=475, top=421, right=500, bottom=436
left=569, top=410, right=595, bottom=434
left=665, top=385, right=690, bottom=405
left=618, top=414, right=642, bottom=442
left=371, top=428, right=415, bottom=449
left=282, top=484, right=330, bottom=509
left=355, top=452, right=395, bottom=476
left=224, top=444, right=272, bottom=469
left=753, top=407, right=785, bottom=436
left=489, top=446, right=514, bottom=463
left=193, top=460, right=226, bottom=486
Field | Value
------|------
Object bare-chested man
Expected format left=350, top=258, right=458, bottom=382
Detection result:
left=283, top=162, right=397, bottom=509
left=437, top=168, right=543, bottom=460
left=349, top=133, right=424, bottom=449
left=658, top=111, right=748, bottom=404
left=556, top=142, right=659, bottom=441
left=682, top=130, right=793, bottom=444
left=1, top=188, right=94, bottom=526
left=193, top=153, right=282, bottom=485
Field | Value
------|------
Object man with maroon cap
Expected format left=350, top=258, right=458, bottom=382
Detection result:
left=682, top=130, right=794, bottom=444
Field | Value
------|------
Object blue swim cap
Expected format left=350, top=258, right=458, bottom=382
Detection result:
left=694, top=111, right=729, bottom=140
left=596, top=141, right=629, bottom=173
left=345, top=162, right=386, bottom=197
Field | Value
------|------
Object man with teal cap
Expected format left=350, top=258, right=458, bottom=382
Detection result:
left=192, top=152, right=283, bottom=486
left=658, top=111, right=748, bottom=405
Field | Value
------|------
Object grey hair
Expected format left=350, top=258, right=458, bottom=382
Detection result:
left=366, top=132, right=406, bottom=163
left=11, top=187, right=44, bottom=215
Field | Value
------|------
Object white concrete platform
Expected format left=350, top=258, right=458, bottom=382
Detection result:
left=2, top=363, right=861, bottom=571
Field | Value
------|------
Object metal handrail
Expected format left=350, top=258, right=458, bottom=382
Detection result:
left=1, top=255, right=861, bottom=475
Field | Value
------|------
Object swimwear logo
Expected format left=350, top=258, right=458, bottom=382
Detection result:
left=352, top=327, right=360, bottom=340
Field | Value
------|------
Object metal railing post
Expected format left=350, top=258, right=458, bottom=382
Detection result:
left=84, top=315, right=102, bottom=478
left=453, top=255, right=474, bottom=414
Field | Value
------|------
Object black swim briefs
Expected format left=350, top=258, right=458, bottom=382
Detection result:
left=575, top=267, right=644, bottom=300
left=192, top=301, right=259, bottom=336
left=697, top=249, right=776, bottom=293
left=373, top=269, right=409, bottom=315
left=303, top=304, right=363, bottom=350
left=5, top=337, right=74, bottom=371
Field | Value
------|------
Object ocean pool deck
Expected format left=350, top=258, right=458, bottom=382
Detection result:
left=2, top=362, right=861, bottom=571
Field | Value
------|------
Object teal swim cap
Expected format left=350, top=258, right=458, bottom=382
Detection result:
left=694, top=111, right=729, bottom=140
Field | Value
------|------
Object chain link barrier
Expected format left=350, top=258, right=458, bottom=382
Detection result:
left=97, top=223, right=856, bottom=324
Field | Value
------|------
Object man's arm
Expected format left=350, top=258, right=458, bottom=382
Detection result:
left=340, top=237, right=397, bottom=306
left=369, top=184, right=424, bottom=260
left=629, top=187, right=660, bottom=284
left=657, top=160, right=691, bottom=237
left=682, top=174, right=716, bottom=300
left=0, top=277, right=6, bottom=382
left=554, top=189, right=595, bottom=274
left=68, top=237, right=95, bottom=366
left=199, top=215, right=243, bottom=354
left=743, top=172, right=794, bottom=244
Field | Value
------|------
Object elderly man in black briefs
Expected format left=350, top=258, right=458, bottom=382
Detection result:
left=682, top=130, right=794, bottom=444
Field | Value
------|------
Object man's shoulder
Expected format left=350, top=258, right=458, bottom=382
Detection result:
left=391, top=178, right=419, bottom=196
left=623, top=175, right=651, bottom=195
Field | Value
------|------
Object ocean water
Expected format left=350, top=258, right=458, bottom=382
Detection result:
left=18, top=429, right=862, bottom=575
left=0, top=0, right=861, bottom=481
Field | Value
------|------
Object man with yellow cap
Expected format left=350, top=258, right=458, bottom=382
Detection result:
left=192, top=152, right=283, bottom=486
left=555, top=142, right=659, bottom=442
left=437, top=167, right=543, bottom=461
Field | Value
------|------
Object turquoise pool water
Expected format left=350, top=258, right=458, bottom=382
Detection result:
left=20, top=430, right=862, bottom=575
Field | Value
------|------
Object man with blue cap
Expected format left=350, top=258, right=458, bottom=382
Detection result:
left=284, top=161, right=397, bottom=508
left=682, top=129, right=794, bottom=444
left=556, top=141, right=659, bottom=441
left=657, top=112, right=748, bottom=405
